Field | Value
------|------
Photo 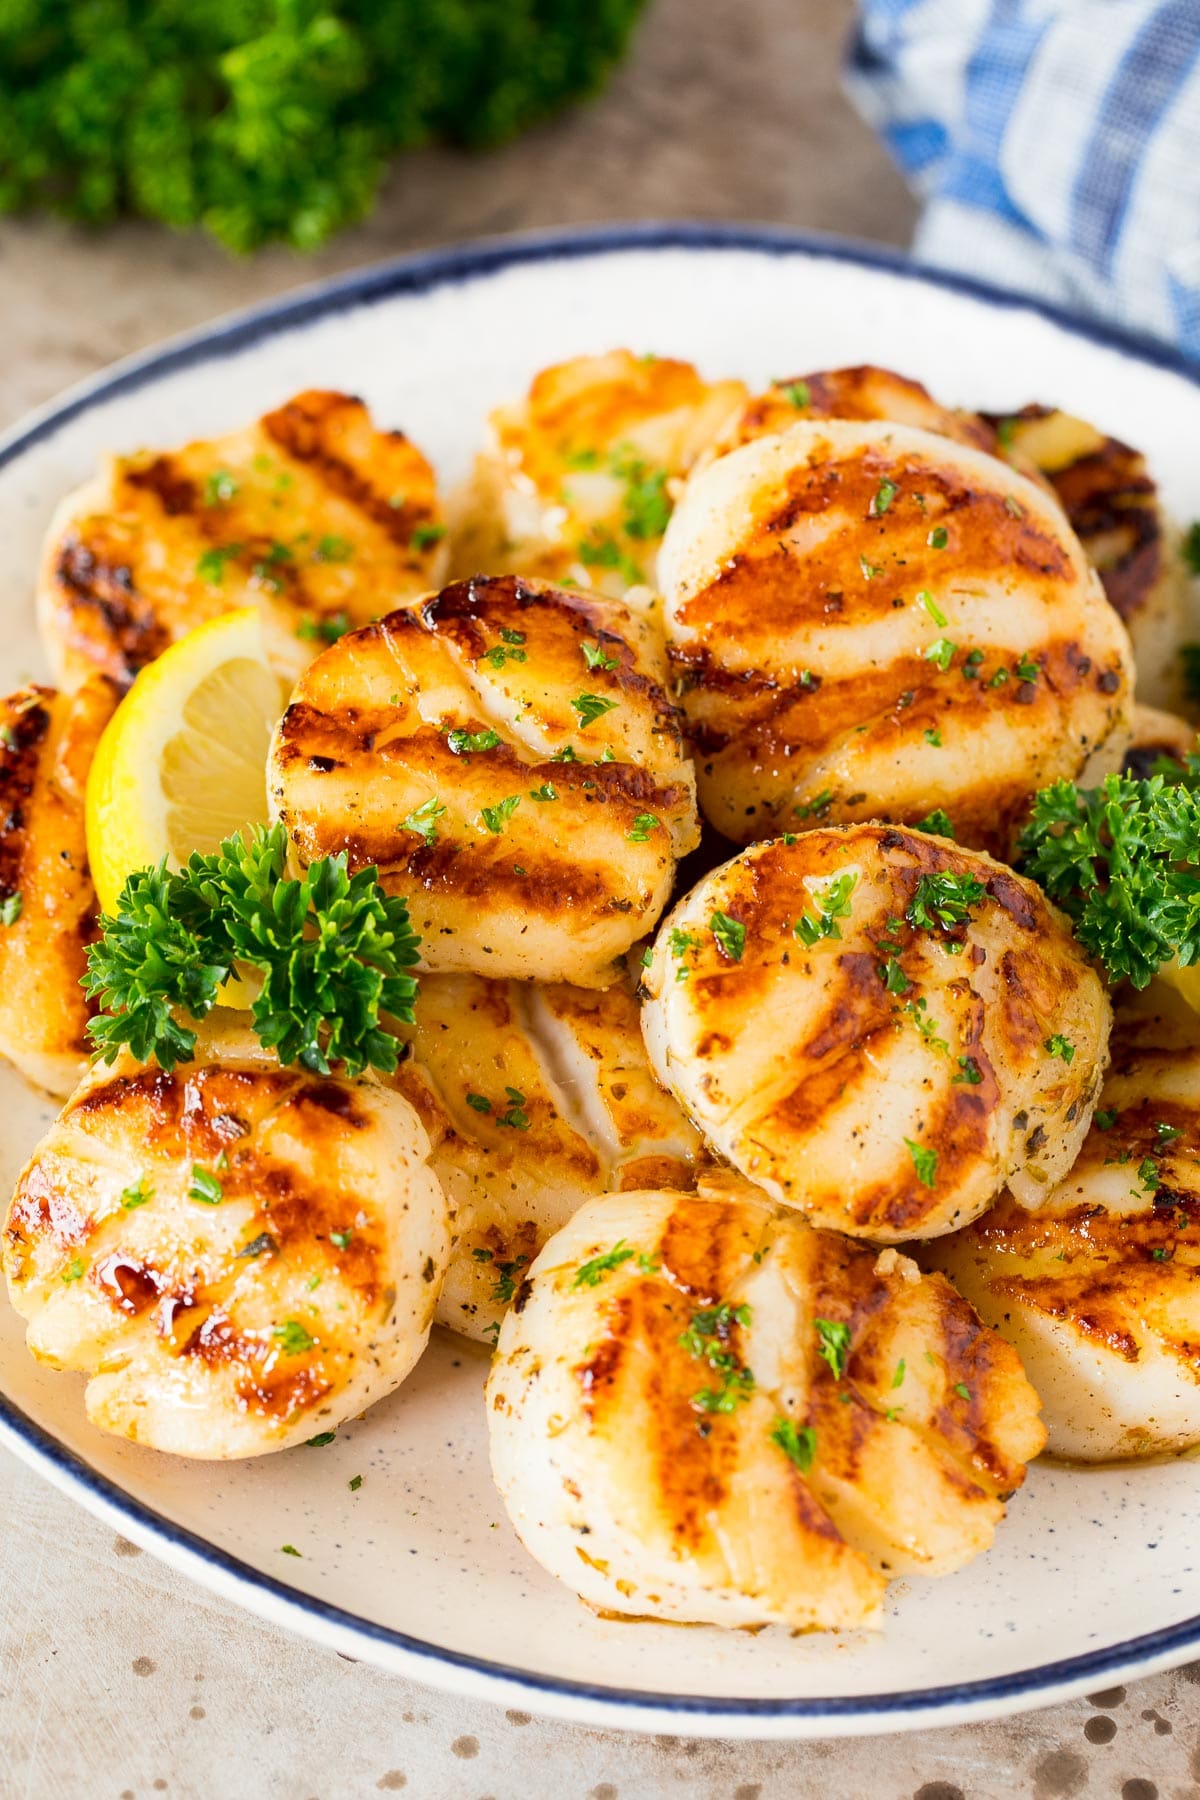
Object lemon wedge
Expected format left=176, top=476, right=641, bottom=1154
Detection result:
left=86, top=608, right=282, bottom=917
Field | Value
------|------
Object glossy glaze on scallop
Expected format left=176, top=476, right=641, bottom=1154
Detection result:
left=449, top=349, right=747, bottom=598
left=659, top=419, right=1133, bottom=854
left=268, top=573, right=700, bottom=986
left=38, top=389, right=446, bottom=692
left=934, top=1041, right=1200, bottom=1461
left=641, top=828, right=1111, bottom=1241
left=487, top=1182, right=1044, bottom=1632
left=0, top=677, right=119, bottom=1094
left=391, top=973, right=702, bottom=1342
left=2, top=1016, right=450, bottom=1458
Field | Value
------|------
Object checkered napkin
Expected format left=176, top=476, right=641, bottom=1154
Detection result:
left=845, top=0, right=1200, bottom=359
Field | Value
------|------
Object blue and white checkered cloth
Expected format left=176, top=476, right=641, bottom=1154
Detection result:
left=845, top=1, right=1200, bottom=359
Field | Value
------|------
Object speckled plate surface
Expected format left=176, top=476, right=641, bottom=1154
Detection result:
left=2, top=224, right=1200, bottom=1739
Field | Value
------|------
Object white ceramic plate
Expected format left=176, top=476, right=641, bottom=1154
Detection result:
left=3, top=225, right=1200, bottom=1740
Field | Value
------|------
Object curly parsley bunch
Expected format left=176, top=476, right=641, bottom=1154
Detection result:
left=85, top=823, right=421, bottom=1075
left=0, top=0, right=648, bottom=252
left=1018, top=767, right=1200, bottom=989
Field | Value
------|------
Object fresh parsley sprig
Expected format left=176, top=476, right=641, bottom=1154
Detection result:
left=1018, top=772, right=1200, bottom=988
left=85, top=824, right=420, bottom=1076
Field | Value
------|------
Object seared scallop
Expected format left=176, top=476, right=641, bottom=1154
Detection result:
left=983, top=404, right=1186, bottom=709
left=38, top=389, right=447, bottom=692
left=268, top=573, right=700, bottom=986
left=3, top=1015, right=450, bottom=1458
left=487, top=1181, right=1044, bottom=1632
left=707, top=364, right=1000, bottom=461
left=449, top=350, right=747, bottom=599
left=660, top=418, right=1133, bottom=854
left=1122, top=702, right=1197, bottom=778
left=0, top=677, right=119, bottom=1094
left=641, top=828, right=1111, bottom=1241
left=392, top=973, right=703, bottom=1342
left=934, top=1042, right=1200, bottom=1461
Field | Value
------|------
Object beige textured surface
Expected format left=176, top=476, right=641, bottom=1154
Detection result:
left=1, top=0, right=1196, bottom=1791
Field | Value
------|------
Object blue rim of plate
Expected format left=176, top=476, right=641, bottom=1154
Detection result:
left=2, top=219, right=1199, bottom=1726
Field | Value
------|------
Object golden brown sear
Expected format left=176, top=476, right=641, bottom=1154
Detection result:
left=449, top=349, right=748, bottom=598
left=38, top=389, right=446, bottom=692
left=488, top=1181, right=1044, bottom=1632
left=268, top=573, right=700, bottom=987
left=3, top=1015, right=450, bottom=1458
left=660, top=418, right=1133, bottom=854
left=391, top=972, right=702, bottom=1342
left=708, top=364, right=1000, bottom=460
left=641, top=827, right=1112, bottom=1241
left=935, top=1040, right=1200, bottom=1461
left=0, top=676, right=119, bottom=1095
left=984, top=404, right=1186, bottom=707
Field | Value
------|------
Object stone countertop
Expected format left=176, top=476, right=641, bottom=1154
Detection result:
left=0, top=0, right=1195, bottom=1792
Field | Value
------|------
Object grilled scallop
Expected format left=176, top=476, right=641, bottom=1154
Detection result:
left=487, top=1182, right=1044, bottom=1632
left=3, top=1014, right=450, bottom=1458
left=641, top=828, right=1111, bottom=1242
left=983, top=404, right=1186, bottom=708
left=934, top=1043, right=1200, bottom=1461
left=0, top=677, right=119, bottom=1095
left=706, top=364, right=1001, bottom=461
left=449, top=350, right=747, bottom=599
left=391, top=973, right=703, bottom=1342
left=268, top=573, right=700, bottom=986
left=1122, top=702, right=1196, bottom=778
left=660, top=418, right=1133, bottom=854
left=38, top=389, right=447, bottom=693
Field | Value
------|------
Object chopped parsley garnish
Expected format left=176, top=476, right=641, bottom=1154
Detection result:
left=61, top=1257, right=84, bottom=1283
left=349, top=1474, right=363, bottom=1491
left=915, top=809, right=956, bottom=840
left=1094, top=1109, right=1118, bottom=1131
left=188, top=1165, right=223, bottom=1206
left=880, top=954, right=912, bottom=995
left=770, top=1417, right=816, bottom=1473
left=196, top=543, right=242, bottom=584
left=571, top=692, right=619, bottom=728
left=814, top=1318, right=851, bottom=1379
left=918, top=590, right=947, bottom=627
left=447, top=727, right=501, bottom=755
left=579, top=532, right=642, bottom=585
left=680, top=1302, right=755, bottom=1414
left=497, top=1087, right=529, bottom=1129
left=1004, top=494, right=1025, bottom=519
left=480, top=795, right=521, bottom=833
left=466, top=1092, right=493, bottom=1114
left=1018, top=771, right=1200, bottom=988
left=907, top=871, right=986, bottom=933
left=0, top=892, right=22, bottom=926
left=794, top=871, right=857, bottom=947
left=954, top=1382, right=971, bottom=1401
left=953, top=1055, right=983, bottom=1086
left=296, top=611, right=352, bottom=644
left=779, top=379, right=811, bottom=409
left=85, top=822, right=420, bottom=1077
left=621, top=464, right=671, bottom=541
left=402, top=796, right=446, bottom=846
left=904, top=997, right=948, bottom=1054
left=572, top=1240, right=637, bottom=1288
left=928, top=526, right=948, bottom=550
left=305, top=1431, right=337, bottom=1447
left=860, top=554, right=884, bottom=581
left=924, top=728, right=943, bottom=748
left=314, top=534, right=353, bottom=563
left=871, top=478, right=898, bottom=517
left=411, top=523, right=446, bottom=551
left=710, top=910, right=746, bottom=962
left=273, top=1320, right=315, bottom=1355
left=627, top=813, right=660, bottom=842
left=892, top=1359, right=906, bottom=1389
left=961, top=649, right=985, bottom=680
left=330, top=1229, right=353, bottom=1250
left=529, top=782, right=557, bottom=802
left=581, top=639, right=619, bottom=671
left=1138, top=1157, right=1161, bottom=1194
left=203, top=468, right=239, bottom=505
left=904, top=1138, right=938, bottom=1188
left=1045, top=1034, right=1075, bottom=1064
left=1155, top=1120, right=1185, bottom=1145
left=491, top=1256, right=529, bottom=1305
left=120, top=1180, right=152, bottom=1210
left=280, top=1544, right=301, bottom=1557
left=1015, top=653, right=1041, bottom=683
left=924, top=637, right=956, bottom=672
left=483, top=639, right=527, bottom=671
left=668, top=926, right=696, bottom=980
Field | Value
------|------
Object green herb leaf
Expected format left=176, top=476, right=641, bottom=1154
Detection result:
left=0, top=892, right=22, bottom=926
left=571, top=692, right=619, bottom=729
left=581, top=639, right=619, bottom=671
left=480, top=795, right=521, bottom=833
left=572, top=1240, right=636, bottom=1288
left=296, top=611, right=352, bottom=644
left=204, top=468, right=239, bottom=506
left=814, top=1318, right=851, bottom=1379
left=710, top=910, right=746, bottom=961
left=871, top=478, right=898, bottom=517
left=447, top=727, right=502, bottom=755
left=905, top=1138, right=938, bottom=1188
left=770, top=1417, right=816, bottom=1472
left=680, top=1302, right=755, bottom=1414
left=794, top=871, right=857, bottom=947
left=907, top=871, right=986, bottom=934
left=305, top=1431, right=336, bottom=1447
left=779, top=380, right=811, bottom=409
left=924, top=637, right=956, bottom=673
left=1044, top=1034, right=1075, bottom=1064
left=915, top=809, right=956, bottom=840
left=273, top=1320, right=316, bottom=1356
left=627, top=813, right=660, bottom=843
left=188, top=1165, right=223, bottom=1206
